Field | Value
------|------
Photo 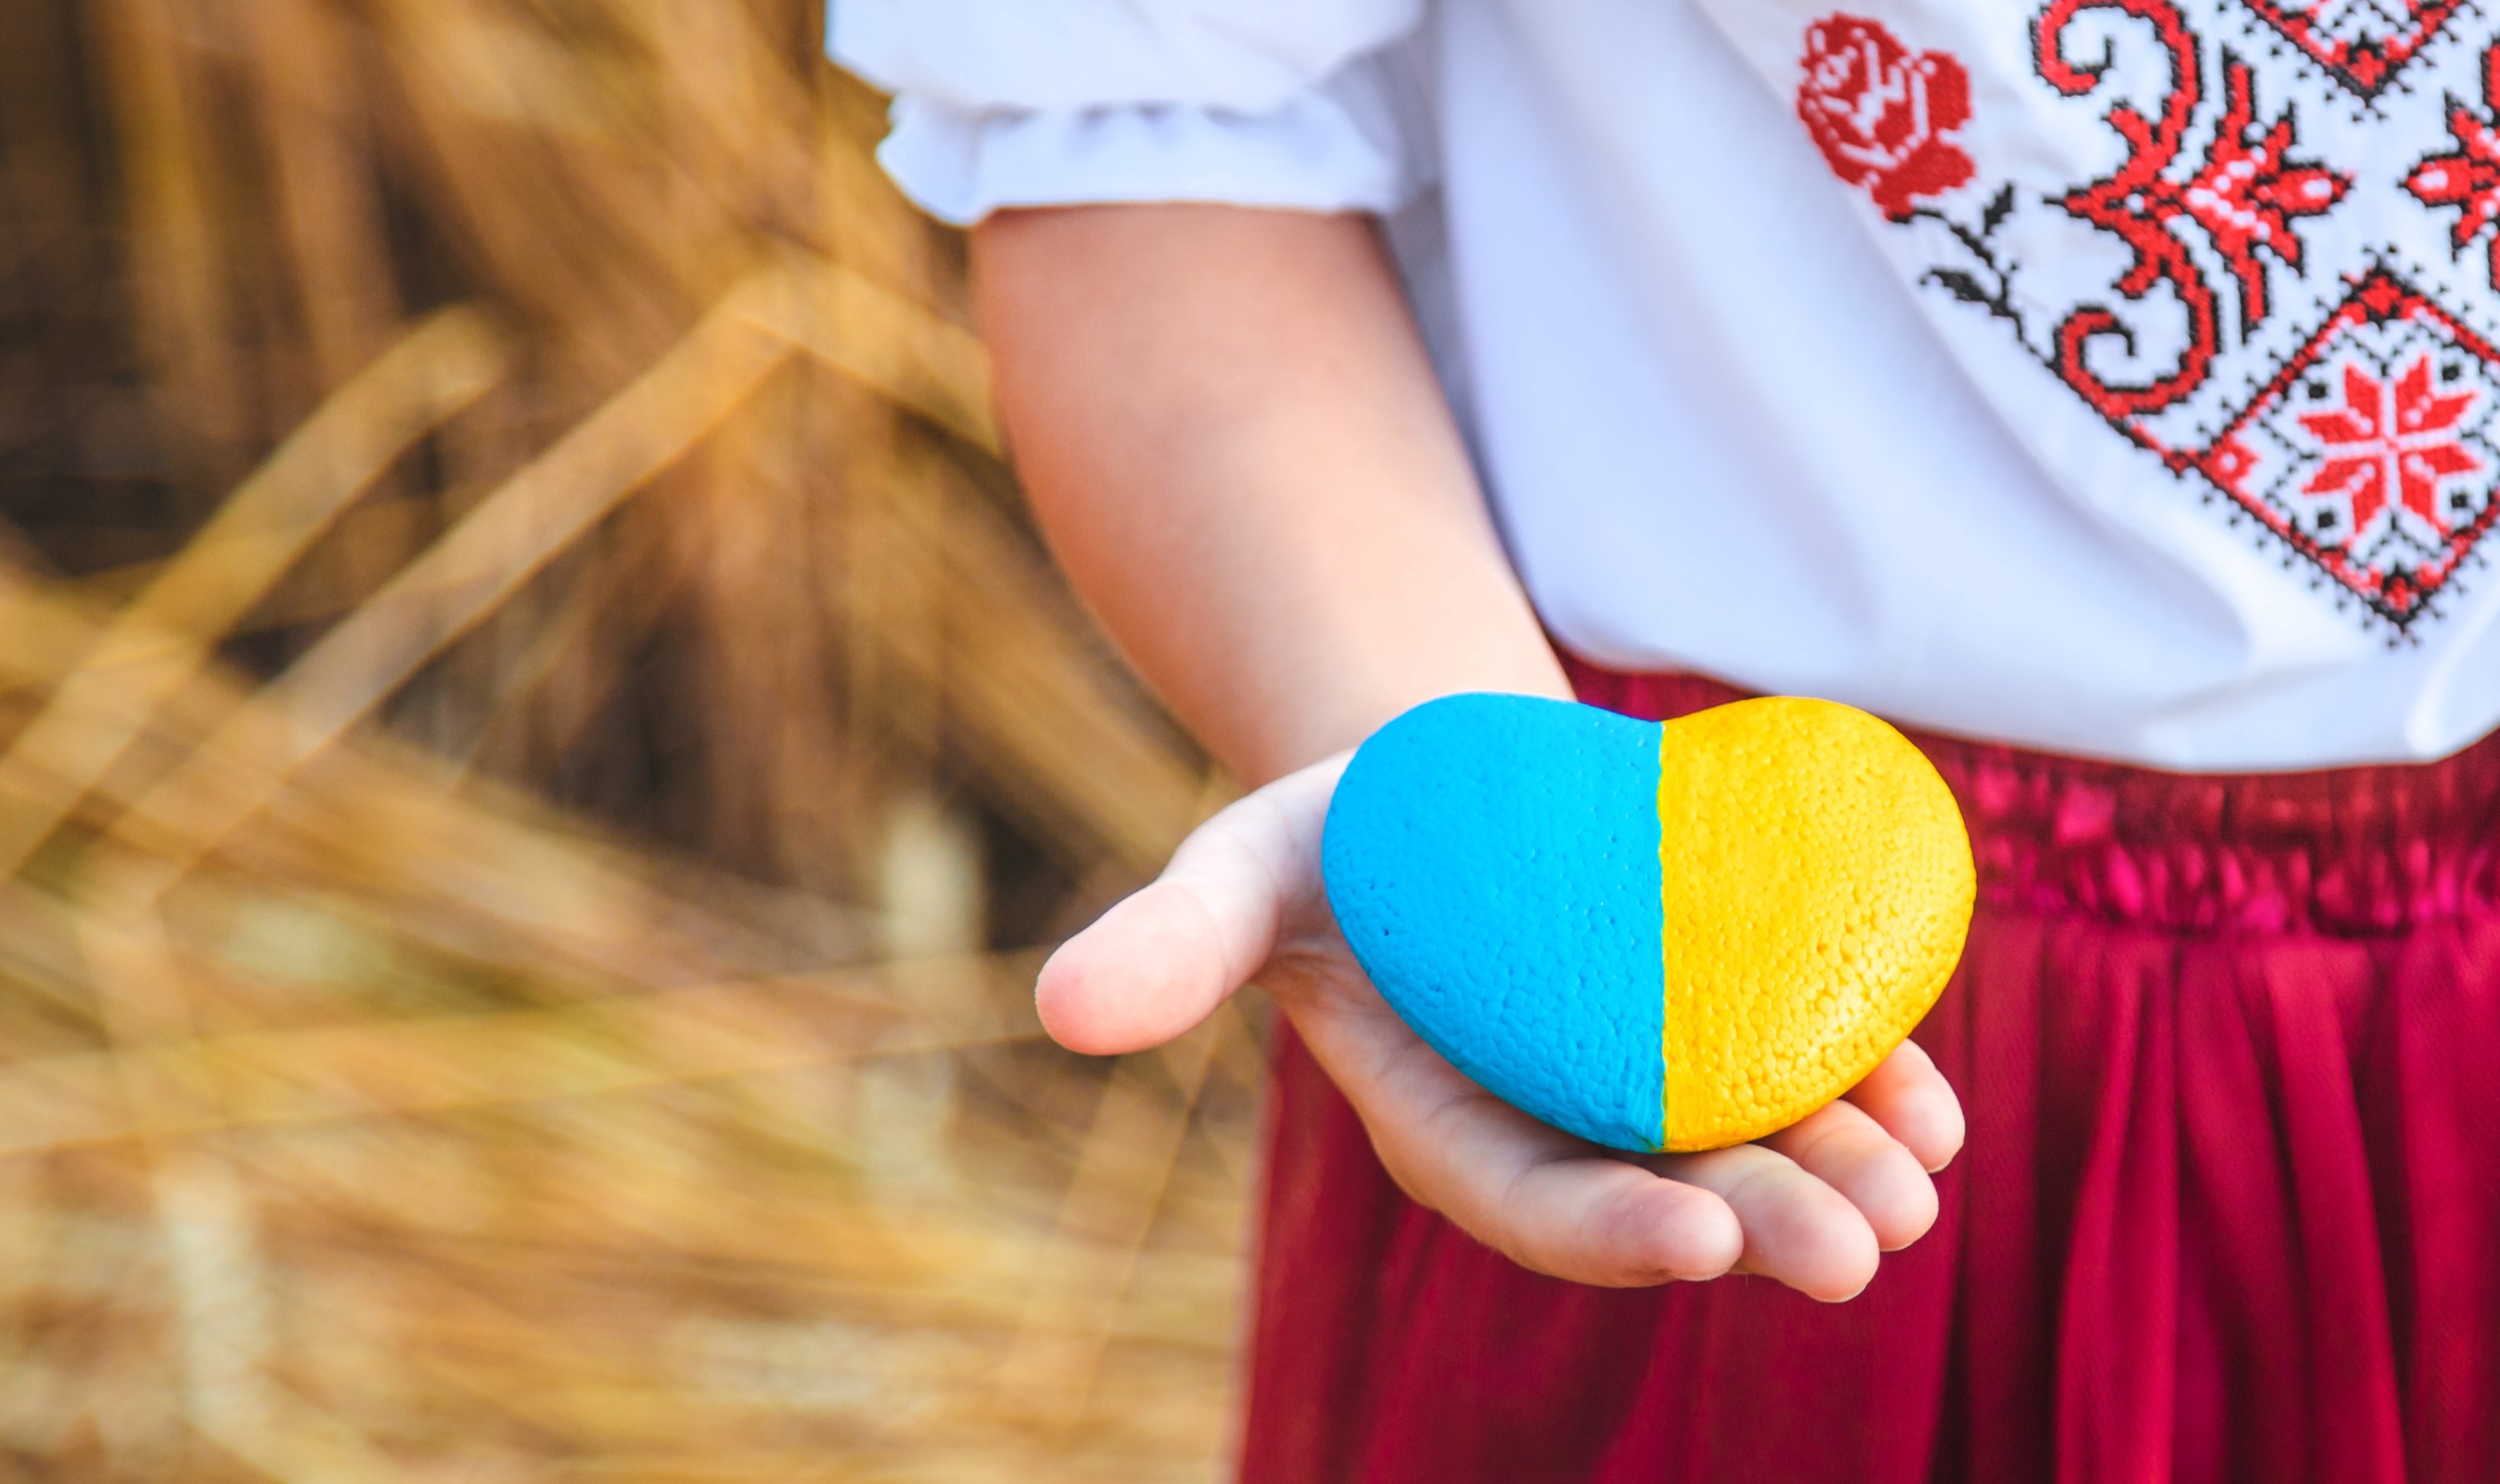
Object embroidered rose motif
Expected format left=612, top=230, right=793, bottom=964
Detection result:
left=1796, top=15, right=1975, bottom=221
left=1780, top=1, right=2500, bottom=629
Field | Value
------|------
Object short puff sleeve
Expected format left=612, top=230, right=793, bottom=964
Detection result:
left=828, top=0, right=1430, bottom=226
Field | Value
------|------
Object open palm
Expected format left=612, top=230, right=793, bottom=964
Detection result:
left=1038, top=753, right=1965, bottom=1297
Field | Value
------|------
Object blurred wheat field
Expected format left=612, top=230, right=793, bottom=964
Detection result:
left=0, top=3, right=1258, bottom=1479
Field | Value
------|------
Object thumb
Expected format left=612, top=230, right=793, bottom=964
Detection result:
left=1036, top=755, right=1344, bottom=1055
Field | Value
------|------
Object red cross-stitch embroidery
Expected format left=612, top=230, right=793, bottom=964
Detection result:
left=2231, top=0, right=2471, bottom=98
left=2032, top=0, right=2348, bottom=417
left=2189, top=60, right=2350, bottom=331
left=2297, top=356, right=2484, bottom=546
left=2198, top=272, right=2500, bottom=622
left=1797, top=15, right=1976, bottom=220
left=2406, top=47, right=2500, bottom=291
left=1797, top=4, right=2500, bottom=629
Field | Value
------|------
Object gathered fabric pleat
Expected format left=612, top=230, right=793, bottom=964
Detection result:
left=1238, top=665, right=2500, bottom=1484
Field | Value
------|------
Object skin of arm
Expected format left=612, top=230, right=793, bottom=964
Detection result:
left=972, top=202, right=1566, bottom=779
left=974, top=202, right=1963, bottom=1296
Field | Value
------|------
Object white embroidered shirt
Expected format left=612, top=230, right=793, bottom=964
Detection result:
left=833, top=0, right=2500, bottom=770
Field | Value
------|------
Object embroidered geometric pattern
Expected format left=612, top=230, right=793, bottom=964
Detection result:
left=2405, top=47, right=2500, bottom=289
left=2202, top=271, right=2500, bottom=617
left=1800, top=2, right=2500, bottom=630
left=2234, top=0, right=2472, bottom=97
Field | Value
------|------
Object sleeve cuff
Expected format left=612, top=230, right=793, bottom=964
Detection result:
left=875, top=52, right=1427, bottom=227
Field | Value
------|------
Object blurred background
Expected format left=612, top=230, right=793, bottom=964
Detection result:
left=0, top=2, right=1262, bottom=1479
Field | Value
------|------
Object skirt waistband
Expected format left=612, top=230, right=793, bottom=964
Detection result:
left=1563, top=660, right=2500, bottom=936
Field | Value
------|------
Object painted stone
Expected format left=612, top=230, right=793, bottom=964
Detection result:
left=1320, top=693, right=1974, bottom=1153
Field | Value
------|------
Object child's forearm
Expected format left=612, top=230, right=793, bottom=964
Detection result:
left=971, top=204, right=1569, bottom=785
left=991, top=208, right=1956, bottom=1297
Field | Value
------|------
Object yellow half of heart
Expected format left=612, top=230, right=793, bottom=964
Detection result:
left=1656, top=698, right=1976, bottom=1152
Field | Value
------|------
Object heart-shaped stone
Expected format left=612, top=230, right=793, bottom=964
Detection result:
left=1321, top=693, right=1974, bottom=1152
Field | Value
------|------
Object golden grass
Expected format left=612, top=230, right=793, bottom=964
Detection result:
left=0, top=2, right=1250, bottom=1479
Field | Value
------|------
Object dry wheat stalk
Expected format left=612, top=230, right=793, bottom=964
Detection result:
left=0, top=3, right=1252, bottom=1479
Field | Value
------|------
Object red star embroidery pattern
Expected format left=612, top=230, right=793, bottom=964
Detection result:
left=1793, top=2, right=2500, bottom=629
left=2297, top=356, right=2484, bottom=547
left=2198, top=273, right=2500, bottom=622
left=1789, top=1, right=2500, bottom=624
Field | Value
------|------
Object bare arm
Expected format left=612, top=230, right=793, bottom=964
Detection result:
left=972, top=205, right=1564, bottom=782
left=976, top=204, right=1963, bottom=1296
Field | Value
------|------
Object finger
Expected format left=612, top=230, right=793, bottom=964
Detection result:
left=1036, top=755, right=1343, bottom=1054
left=1293, top=991, right=1743, bottom=1288
left=1494, top=1147, right=1750, bottom=1288
left=1760, top=1098, right=1938, bottom=1253
left=1843, top=1039, right=1965, bottom=1173
left=1648, top=1143, right=1880, bottom=1302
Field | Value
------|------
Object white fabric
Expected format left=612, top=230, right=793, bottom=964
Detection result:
left=833, top=0, right=1420, bottom=112
left=828, top=0, right=2500, bottom=770
left=873, top=60, right=1426, bottom=225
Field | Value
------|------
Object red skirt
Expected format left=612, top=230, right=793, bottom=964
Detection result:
left=1240, top=664, right=2500, bottom=1484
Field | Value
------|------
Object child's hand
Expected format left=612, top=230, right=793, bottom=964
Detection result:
left=1037, top=753, right=1965, bottom=1298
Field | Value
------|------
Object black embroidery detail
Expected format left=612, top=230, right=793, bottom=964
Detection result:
left=1803, top=2, right=2500, bottom=631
